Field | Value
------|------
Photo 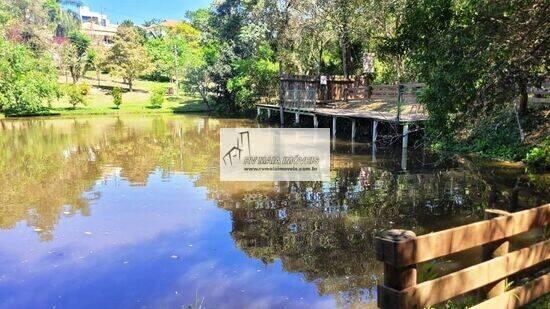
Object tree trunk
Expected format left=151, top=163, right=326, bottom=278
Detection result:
left=517, top=80, right=528, bottom=116
left=318, top=46, right=323, bottom=75
left=96, top=70, right=101, bottom=87
left=198, top=85, right=211, bottom=112
left=128, top=79, right=133, bottom=92
left=340, top=34, right=348, bottom=78
left=70, top=67, right=78, bottom=84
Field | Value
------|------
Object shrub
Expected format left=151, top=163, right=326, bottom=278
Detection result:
left=64, top=84, right=87, bottom=109
left=149, top=87, right=165, bottom=109
left=524, top=138, right=550, bottom=169
left=112, top=87, right=122, bottom=109
left=79, top=82, right=90, bottom=96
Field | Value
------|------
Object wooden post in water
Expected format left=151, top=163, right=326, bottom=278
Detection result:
left=372, top=120, right=378, bottom=144
left=482, top=209, right=511, bottom=299
left=332, top=117, right=337, bottom=138
left=313, top=115, right=319, bottom=128
left=351, top=119, right=357, bottom=141
left=267, top=109, right=271, bottom=119
left=375, top=229, right=418, bottom=309
left=402, top=124, right=409, bottom=149
left=295, top=112, right=300, bottom=125
left=401, top=147, right=408, bottom=171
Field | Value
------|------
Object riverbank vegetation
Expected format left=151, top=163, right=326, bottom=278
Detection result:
left=0, top=0, right=548, bottom=166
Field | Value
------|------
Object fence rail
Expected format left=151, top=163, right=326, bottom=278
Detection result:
left=529, top=81, right=550, bottom=105
left=283, top=89, right=317, bottom=111
left=375, top=204, right=550, bottom=308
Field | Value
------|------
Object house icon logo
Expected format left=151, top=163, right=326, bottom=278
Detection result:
left=223, top=131, right=251, bottom=166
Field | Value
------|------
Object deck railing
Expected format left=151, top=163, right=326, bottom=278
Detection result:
left=283, top=89, right=317, bottom=112
left=375, top=204, right=550, bottom=308
left=528, top=81, right=550, bottom=105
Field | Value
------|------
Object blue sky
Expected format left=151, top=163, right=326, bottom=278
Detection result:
left=81, top=0, right=212, bottom=24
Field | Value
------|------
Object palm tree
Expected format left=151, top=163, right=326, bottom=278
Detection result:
left=53, top=0, right=83, bottom=37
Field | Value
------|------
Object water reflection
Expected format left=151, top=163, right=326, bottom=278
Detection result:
left=0, top=115, right=547, bottom=308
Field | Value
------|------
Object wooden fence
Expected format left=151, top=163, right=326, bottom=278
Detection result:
left=280, top=75, right=425, bottom=119
left=375, top=204, right=550, bottom=308
left=529, top=81, right=550, bottom=105
left=280, top=74, right=365, bottom=104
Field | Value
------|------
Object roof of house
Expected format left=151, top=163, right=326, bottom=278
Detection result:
left=161, top=20, right=180, bottom=28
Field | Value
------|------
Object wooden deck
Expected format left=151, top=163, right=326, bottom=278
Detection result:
left=256, top=103, right=428, bottom=123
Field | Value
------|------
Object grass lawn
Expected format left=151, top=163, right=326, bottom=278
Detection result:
left=50, top=73, right=209, bottom=116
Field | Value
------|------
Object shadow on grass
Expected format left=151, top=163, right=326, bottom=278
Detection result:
left=4, top=111, right=62, bottom=118
left=51, top=107, right=86, bottom=112
left=82, top=77, right=148, bottom=93
left=171, top=99, right=210, bottom=113
left=145, top=105, right=163, bottom=110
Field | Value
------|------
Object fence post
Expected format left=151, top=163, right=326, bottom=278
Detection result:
left=279, top=74, right=285, bottom=126
left=482, top=209, right=511, bottom=299
left=402, top=124, right=409, bottom=149
left=397, top=84, right=404, bottom=122
left=375, top=229, right=417, bottom=309
left=351, top=119, right=357, bottom=141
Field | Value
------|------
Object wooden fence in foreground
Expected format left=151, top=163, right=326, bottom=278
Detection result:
left=375, top=204, right=550, bottom=309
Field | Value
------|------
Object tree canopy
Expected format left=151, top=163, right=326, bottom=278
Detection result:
left=108, top=25, right=151, bottom=92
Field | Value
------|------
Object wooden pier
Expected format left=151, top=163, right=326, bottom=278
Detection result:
left=256, top=76, right=429, bottom=148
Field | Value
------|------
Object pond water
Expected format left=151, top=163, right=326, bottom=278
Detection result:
left=0, top=115, right=548, bottom=309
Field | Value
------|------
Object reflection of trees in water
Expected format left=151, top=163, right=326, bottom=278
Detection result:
left=211, top=162, right=548, bottom=305
left=0, top=116, right=221, bottom=240
left=0, top=119, right=101, bottom=241
left=228, top=193, right=380, bottom=305
left=0, top=116, right=547, bottom=302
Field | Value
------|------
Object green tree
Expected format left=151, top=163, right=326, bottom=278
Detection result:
left=66, top=30, right=91, bottom=84
left=145, top=21, right=204, bottom=92
left=384, top=0, right=548, bottom=134
left=0, top=0, right=53, bottom=52
left=63, top=83, right=87, bottom=108
left=0, top=38, right=59, bottom=115
left=227, top=43, right=279, bottom=111
left=108, top=25, right=151, bottom=92
left=88, top=44, right=109, bottom=87
left=112, top=86, right=123, bottom=109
